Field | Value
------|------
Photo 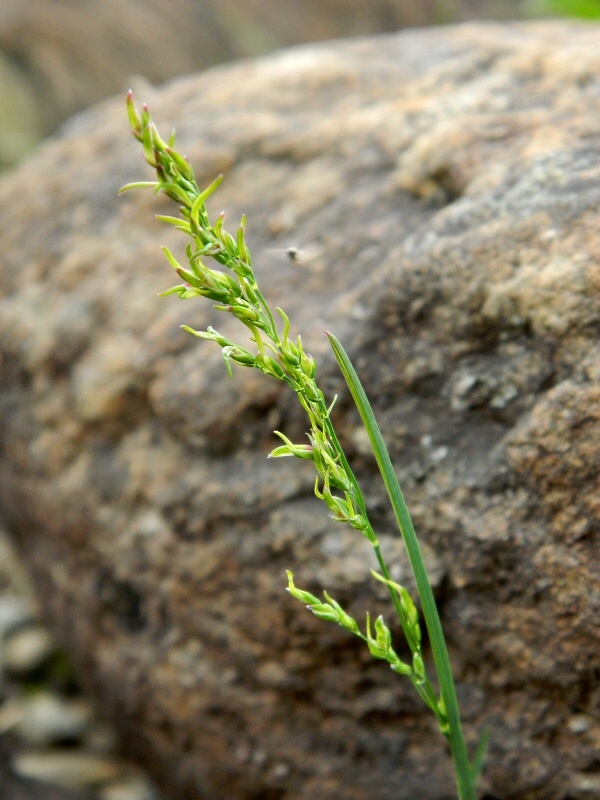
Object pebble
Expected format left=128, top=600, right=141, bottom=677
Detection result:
left=98, top=775, right=160, bottom=800
left=568, top=714, right=593, bottom=734
left=571, top=772, right=600, bottom=796
left=12, top=751, right=122, bottom=790
left=17, top=692, right=92, bottom=746
left=0, top=521, right=163, bottom=800
left=0, top=595, right=36, bottom=639
left=3, top=624, right=55, bottom=673
left=0, top=697, right=23, bottom=734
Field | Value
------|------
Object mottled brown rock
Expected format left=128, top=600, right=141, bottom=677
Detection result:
left=1, top=21, right=600, bottom=800
left=0, top=0, right=445, bottom=150
left=0, top=0, right=566, bottom=170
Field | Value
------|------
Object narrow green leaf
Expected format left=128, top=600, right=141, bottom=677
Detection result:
left=326, top=332, right=477, bottom=800
left=161, top=246, right=185, bottom=273
left=158, top=284, right=186, bottom=297
left=161, top=181, right=191, bottom=205
left=126, top=90, right=142, bottom=133
left=166, top=146, right=194, bottom=180
left=286, top=571, right=321, bottom=606
left=156, top=215, right=192, bottom=233
left=199, top=173, right=224, bottom=202
left=118, top=181, right=159, bottom=194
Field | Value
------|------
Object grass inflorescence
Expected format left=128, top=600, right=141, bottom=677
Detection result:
left=121, top=90, right=486, bottom=800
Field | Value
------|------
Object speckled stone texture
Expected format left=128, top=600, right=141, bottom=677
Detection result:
left=0, top=0, right=440, bottom=143
left=0, top=21, right=599, bottom=800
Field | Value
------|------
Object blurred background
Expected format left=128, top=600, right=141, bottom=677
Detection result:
left=1, top=0, right=599, bottom=173
left=0, top=2, right=598, bottom=798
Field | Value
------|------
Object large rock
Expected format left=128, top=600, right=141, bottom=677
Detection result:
left=1, top=21, right=599, bottom=800
left=0, top=0, right=445, bottom=169
left=0, top=0, right=567, bottom=170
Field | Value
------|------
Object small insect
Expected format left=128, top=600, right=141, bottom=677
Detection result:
left=285, top=246, right=306, bottom=263
left=265, top=244, right=324, bottom=271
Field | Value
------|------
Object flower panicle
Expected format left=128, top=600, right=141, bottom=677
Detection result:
left=123, top=92, right=432, bottom=721
left=123, top=98, right=378, bottom=543
left=123, top=93, right=480, bottom=797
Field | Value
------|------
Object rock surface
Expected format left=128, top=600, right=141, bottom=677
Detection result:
left=0, top=1, right=573, bottom=171
left=1, top=21, right=599, bottom=800
left=0, top=0, right=448, bottom=169
left=0, top=0, right=532, bottom=128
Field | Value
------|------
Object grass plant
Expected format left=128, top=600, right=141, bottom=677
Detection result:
left=121, top=92, right=487, bottom=800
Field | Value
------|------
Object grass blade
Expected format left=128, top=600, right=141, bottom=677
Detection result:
left=326, top=331, right=478, bottom=800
